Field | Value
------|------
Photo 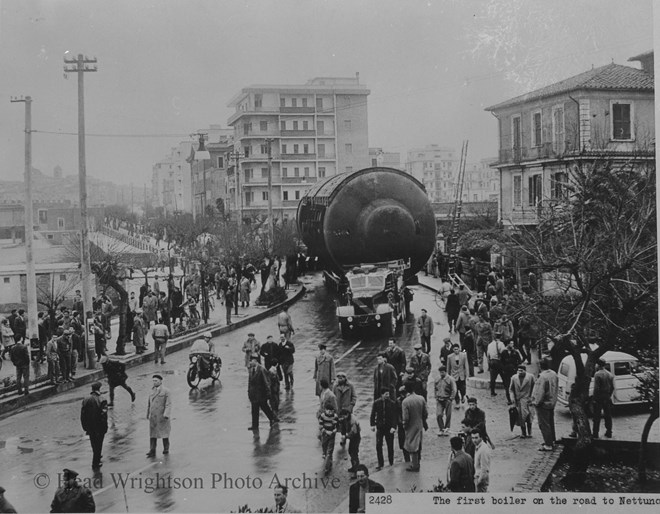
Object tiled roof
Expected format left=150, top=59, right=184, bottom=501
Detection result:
left=485, top=63, right=654, bottom=111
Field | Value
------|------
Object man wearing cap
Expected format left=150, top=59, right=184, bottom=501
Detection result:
left=151, top=320, right=169, bottom=364
left=509, top=364, right=535, bottom=438
left=80, top=382, right=108, bottom=469
left=314, top=343, right=336, bottom=396
left=409, top=344, right=431, bottom=400
left=333, top=372, right=357, bottom=444
left=50, top=469, right=95, bottom=513
left=247, top=354, right=278, bottom=430
left=434, top=365, right=457, bottom=436
left=100, top=355, right=136, bottom=406
left=242, top=333, right=261, bottom=368
left=147, top=374, right=172, bottom=456
left=57, top=328, right=74, bottom=382
left=416, top=309, right=434, bottom=354
left=373, top=352, right=398, bottom=400
left=486, top=331, right=507, bottom=398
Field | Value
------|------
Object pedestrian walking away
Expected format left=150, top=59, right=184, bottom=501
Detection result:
left=277, top=305, right=295, bottom=341
left=80, top=382, right=108, bottom=469
left=9, top=338, right=30, bottom=395
left=146, top=374, right=172, bottom=456
left=49, top=468, right=95, bottom=513
left=152, top=321, right=169, bottom=364
left=592, top=359, right=614, bottom=439
left=532, top=358, right=558, bottom=451
left=401, top=381, right=428, bottom=472
left=486, top=332, right=507, bottom=398
left=100, top=355, right=136, bottom=406
left=447, top=435, right=476, bottom=492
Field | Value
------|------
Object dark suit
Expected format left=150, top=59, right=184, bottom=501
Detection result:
left=81, top=392, right=108, bottom=468
left=349, top=478, right=384, bottom=513
left=370, top=397, right=398, bottom=467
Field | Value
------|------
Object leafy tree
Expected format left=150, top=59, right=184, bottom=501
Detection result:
left=510, top=155, right=657, bottom=485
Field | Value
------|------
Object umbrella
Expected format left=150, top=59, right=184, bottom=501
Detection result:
left=508, top=405, right=519, bottom=431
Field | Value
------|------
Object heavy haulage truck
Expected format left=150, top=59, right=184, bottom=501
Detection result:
left=297, top=167, right=436, bottom=338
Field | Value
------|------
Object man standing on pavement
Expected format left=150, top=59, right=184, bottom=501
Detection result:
left=157, top=292, right=171, bottom=336
left=73, top=290, right=84, bottom=319
left=416, top=309, right=434, bottom=354
left=370, top=388, right=398, bottom=470
left=592, top=359, right=614, bottom=439
left=475, top=314, right=493, bottom=374
left=57, top=328, right=74, bottom=383
left=224, top=280, right=235, bottom=325
left=9, top=338, right=30, bottom=395
left=472, top=429, right=491, bottom=492
left=401, top=381, right=428, bottom=472
left=49, top=469, right=95, bottom=513
left=447, top=435, right=475, bottom=492
left=99, top=355, right=136, bottom=406
left=146, top=374, right=172, bottom=456
left=247, top=354, right=278, bottom=431
left=333, top=372, right=357, bottom=445
left=409, top=343, right=431, bottom=400
left=80, top=382, right=108, bottom=469
left=348, top=464, right=384, bottom=514
left=277, top=305, right=295, bottom=341
left=314, top=343, right=336, bottom=396
left=486, top=331, right=507, bottom=399
left=127, top=291, right=138, bottom=341
left=447, top=344, right=469, bottom=405
left=434, top=365, right=456, bottom=436
left=509, top=364, right=535, bottom=438
left=373, top=352, right=398, bottom=400
left=532, top=358, right=559, bottom=451
left=242, top=333, right=261, bottom=368
left=385, top=338, right=406, bottom=384
left=152, top=320, right=169, bottom=364
left=12, top=309, right=26, bottom=344
left=277, top=334, right=295, bottom=391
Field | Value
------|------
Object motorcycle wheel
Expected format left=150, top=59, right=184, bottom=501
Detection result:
left=187, top=366, right=201, bottom=388
left=211, top=362, right=221, bottom=381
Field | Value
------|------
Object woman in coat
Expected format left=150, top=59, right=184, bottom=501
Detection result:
left=239, top=276, right=251, bottom=307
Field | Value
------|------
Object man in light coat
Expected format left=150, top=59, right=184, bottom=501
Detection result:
left=509, top=364, right=535, bottom=438
left=146, top=374, right=172, bottom=457
left=416, top=309, right=434, bottom=354
left=401, top=381, right=428, bottom=472
left=472, top=429, right=491, bottom=492
left=446, top=343, right=470, bottom=405
left=532, top=358, right=558, bottom=451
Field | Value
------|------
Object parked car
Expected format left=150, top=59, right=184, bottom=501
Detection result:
left=557, top=351, right=644, bottom=407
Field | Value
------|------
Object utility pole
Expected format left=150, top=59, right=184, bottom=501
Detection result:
left=64, top=53, right=97, bottom=368
left=265, top=138, right=275, bottom=253
left=11, top=95, right=38, bottom=343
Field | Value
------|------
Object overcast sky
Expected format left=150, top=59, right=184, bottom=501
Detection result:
left=0, top=0, right=654, bottom=186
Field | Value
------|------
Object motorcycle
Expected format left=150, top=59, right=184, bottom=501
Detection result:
left=187, top=352, right=222, bottom=388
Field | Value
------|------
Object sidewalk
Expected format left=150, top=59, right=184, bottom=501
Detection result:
left=0, top=283, right=306, bottom=418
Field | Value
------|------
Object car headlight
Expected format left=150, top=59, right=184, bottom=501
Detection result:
left=375, top=314, right=381, bottom=320
left=347, top=317, right=353, bottom=322
left=191, top=355, right=198, bottom=363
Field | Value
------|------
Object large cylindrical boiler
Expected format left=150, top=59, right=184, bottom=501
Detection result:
left=297, top=167, right=436, bottom=279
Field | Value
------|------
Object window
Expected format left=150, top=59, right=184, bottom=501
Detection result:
left=280, top=98, right=286, bottom=107
left=38, top=209, right=47, bottom=224
left=217, top=156, right=224, bottom=168
left=282, top=167, right=288, bottom=177
left=281, top=120, right=286, bottom=131
left=293, top=121, right=299, bottom=130
left=260, top=144, right=267, bottom=154
left=372, top=158, right=378, bottom=166
left=302, top=98, right=308, bottom=107
left=293, top=144, right=299, bottom=154
left=283, top=191, right=289, bottom=201
left=260, top=120, right=268, bottom=131
left=303, top=120, right=309, bottom=130
left=47, top=234, right=54, bottom=240
left=532, top=111, right=542, bottom=147
left=244, top=169, right=253, bottom=181
left=513, top=175, right=522, bottom=209
left=282, top=144, right=287, bottom=154
left=304, top=167, right=310, bottom=177
left=316, top=97, right=323, bottom=110
left=612, top=102, right=632, bottom=140
left=344, top=120, right=352, bottom=130
left=512, top=115, right=522, bottom=149
left=294, top=167, right=300, bottom=177
left=528, top=174, right=542, bottom=206
left=291, top=98, right=297, bottom=107
left=243, top=146, right=250, bottom=158
left=57, top=218, right=65, bottom=229
left=262, top=191, right=269, bottom=201
left=345, top=143, right=352, bottom=154
left=303, top=144, right=309, bottom=154
left=295, top=190, right=300, bottom=200
left=254, top=94, right=262, bottom=108
left=552, top=105, right=565, bottom=154
left=245, top=191, right=254, bottom=205
left=3, top=277, right=9, bottom=284
left=317, top=120, right=324, bottom=134
left=552, top=172, right=568, bottom=199
left=473, top=194, right=478, bottom=201
left=261, top=168, right=268, bottom=178
left=59, top=274, right=67, bottom=282
left=243, top=123, right=251, bottom=135
left=318, top=167, right=326, bottom=178
left=318, top=144, right=325, bottom=157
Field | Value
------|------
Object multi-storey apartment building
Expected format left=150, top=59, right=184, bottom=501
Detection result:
left=485, top=54, right=654, bottom=226
left=226, top=76, right=370, bottom=222
left=369, top=147, right=403, bottom=170
left=152, top=142, right=193, bottom=215
left=463, top=158, right=499, bottom=202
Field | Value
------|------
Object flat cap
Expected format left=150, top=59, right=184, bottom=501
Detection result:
left=152, top=374, right=163, bottom=380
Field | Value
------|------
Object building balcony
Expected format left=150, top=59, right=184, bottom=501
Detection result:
left=504, top=199, right=563, bottom=226
left=279, top=107, right=315, bottom=114
left=281, top=176, right=317, bottom=184
left=280, top=153, right=317, bottom=160
left=281, top=200, right=301, bottom=208
left=280, top=130, right=316, bottom=137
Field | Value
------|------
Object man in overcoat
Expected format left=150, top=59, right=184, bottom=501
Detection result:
left=247, top=354, right=278, bottom=430
left=80, top=382, right=108, bottom=469
left=146, top=374, right=171, bottom=456
left=50, top=469, right=95, bottom=513
left=401, top=381, right=428, bottom=472
left=313, top=343, right=335, bottom=396
left=509, top=364, right=535, bottom=438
